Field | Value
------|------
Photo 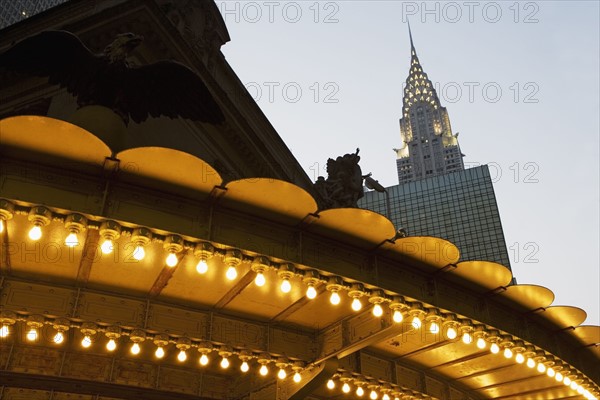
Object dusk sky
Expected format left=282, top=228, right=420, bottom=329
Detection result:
left=217, top=1, right=599, bottom=325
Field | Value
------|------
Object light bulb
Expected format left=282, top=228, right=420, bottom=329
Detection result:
left=515, top=353, right=525, bottom=364
left=342, top=382, right=351, bottom=393
left=555, top=372, right=564, bottom=382
left=255, top=272, right=266, bottom=286
left=329, top=291, right=341, bottom=305
left=293, top=372, right=301, bottom=383
left=411, top=316, right=421, bottom=329
left=327, top=379, right=335, bottom=390
left=526, top=358, right=535, bottom=368
left=476, top=338, right=486, bottom=349
left=563, top=377, right=571, bottom=386
left=383, top=395, right=390, bottom=400
left=259, top=364, right=268, bottom=376
left=352, top=297, right=362, bottom=311
left=130, top=342, right=141, bottom=355
left=53, top=332, right=64, bottom=344
left=503, top=348, right=513, bottom=359
left=393, top=310, right=403, bottom=323
left=370, top=390, right=378, bottom=400
left=81, top=335, right=92, bottom=348
left=536, top=362, right=546, bottom=373
left=356, top=386, right=365, bottom=396
left=280, top=278, right=292, bottom=293
left=278, top=368, right=286, bottom=379
left=446, top=327, right=457, bottom=340
left=0, top=219, right=4, bottom=233
left=429, top=321, right=439, bottom=334
left=241, top=361, right=249, bottom=372
left=306, top=285, right=317, bottom=299
left=155, top=347, right=165, bottom=358
left=220, top=357, right=230, bottom=369
left=547, top=367, right=555, bottom=378
left=106, top=338, right=117, bottom=351
left=133, top=245, right=145, bottom=261
left=372, top=303, right=383, bottom=317
left=226, top=265, right=237, bottom=280
left=101, top=239, right=114, bottom=254
left=462, top=332, right=473, bottom=344
left=490, top=343, right=500, bottom=354
left=29, top=224, right=42, bottom=241
left=199, top=354, right=209, bottom=366
left=196, top=259, right=208, bottom=274
left=177, top=350, right=187, bottom=362
left=570, top=381, right=578, bottom=391
left=65, top=232, right=79, bottom=247
left=0, top=325, right=9, bottom=338
left=26, top=328, right=38, bottom=341
left=166, top=252, right=178, bottom=267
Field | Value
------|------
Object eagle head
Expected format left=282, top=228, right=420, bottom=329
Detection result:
left=103, top=33, right=144, bottom=63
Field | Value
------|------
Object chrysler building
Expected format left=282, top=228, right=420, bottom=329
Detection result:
left=395, top=27, right=465, bottom=183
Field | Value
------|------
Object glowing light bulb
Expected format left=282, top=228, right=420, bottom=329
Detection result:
left=446, top=327, right=457, bottom=340
left=196, top=259, right=208, bottom=274
left=0, top=219, right=4, bottom=233
left=220, top=357, right=230, bottom=369
left=27, top=328, right=38, bottom=341
left=259, top=364, right=268, bottom=376
left=306, top=285, right=317, bottom=299
left=515, top=353, right=525, bottom=364
left=81, top=335, right=92, bottom=348
left=564, top=377, right=571, bottom=386
left=476, top=337, right=486, bottom=349
left=356, top=386, right=365, bottom=397
left=411, top=316, right=421, bottom=329
left=277, top=368, right=286, bottom=379
left=503, top=348, right=513, bottom=359
left=255, top=272, right=266, bottom=286
left=199, top=354, right=209, bottom=366
left=370, top=391, right=378, bottom=400
left=383, top=395, right=390, bottom=400
left=101, top=239, right=114, bottom=254
left=226, top=265, right=237, bottom=280
left=106, top=339, right=117, bottom=351
left=133, top=245, right=145, bottom=261
left=462, top=332, right=472, bottom=344
left=351, top=297, right=362, bottom=311
left=0, top=325, right=9, bottom=338
left=65, top=232, right=79, bottom=247
left=490, top=343, right=500, bottom=354
left=155, top=347, right=165, bottom=358
left=130, top=342, right=141, bottom=355
left=526, top=358, right=536, bottom=368
left=342, top=383, right=351, bottom=393
left=372, top=303, right=383, bottom=317
left=53, top=332, right=64, bottom=344
left=280, top=278, right=292, bottom=293
left=241, top=361, right=249, bottom=372
left=29, top=224, right=42, bottom=241
left=555, top=372, right=564, bottom=382
left=293, top=372, right=301, bottom=383
left=166, top=252, right=178, bottom=267
left=177, top=350, right=187, bottom=362
left=327, top=379, right=335, bottom=390
left=536, top=362, right=546, bottom=373
left=547, top=367, right=555, bottom=378
left=329, top=291, right=341, bottom=305
left=393, top=310, right=403, bottom=323
left=570, top=381, right=578, bottom=391
left=429, top=321, right=439, bottom=334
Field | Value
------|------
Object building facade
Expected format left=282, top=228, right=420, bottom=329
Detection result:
left=394, top=29, right=464, bottom=184
left=0, top=0, right=68, bottom=29
left=360, top=166, right=512, bottom=269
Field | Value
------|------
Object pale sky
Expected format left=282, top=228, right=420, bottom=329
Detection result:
left=218, top=1, right=600, bottom=326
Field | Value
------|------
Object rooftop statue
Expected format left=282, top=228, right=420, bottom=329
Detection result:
left=314, top=148, right=366, bottom=210
left=0, top=30, right=224, bottom=125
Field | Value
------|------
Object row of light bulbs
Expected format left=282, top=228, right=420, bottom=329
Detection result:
left=0, top=313, right=308, bottom=382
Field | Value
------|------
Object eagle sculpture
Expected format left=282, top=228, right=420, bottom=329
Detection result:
left=0, top=30, right=225, bottom=124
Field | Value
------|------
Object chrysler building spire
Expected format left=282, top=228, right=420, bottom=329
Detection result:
left=395, top=25, right=464, bottom=183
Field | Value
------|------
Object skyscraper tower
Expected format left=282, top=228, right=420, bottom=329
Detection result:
left=395, top=26, right=464, bottom=184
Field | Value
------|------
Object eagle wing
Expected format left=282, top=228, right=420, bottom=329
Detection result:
left=0, top=30, right=100, bottom=97
left=124, top=61, right=225, bottom=124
